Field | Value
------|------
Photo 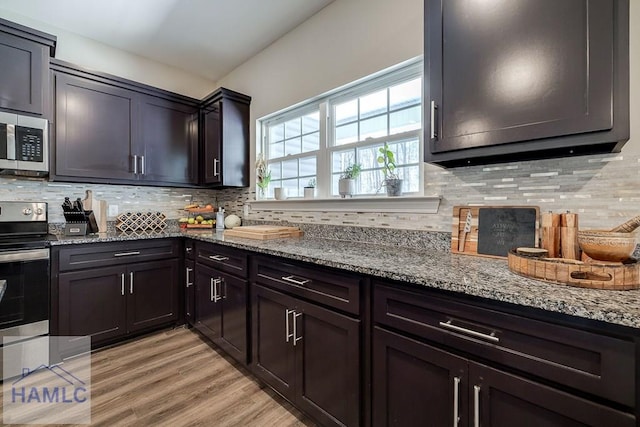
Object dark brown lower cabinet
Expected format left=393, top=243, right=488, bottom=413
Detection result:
left=252, top=284, right=360, bottom=427
left=57, top=259, right=179, bottom=347
left=185, top=258, right=195, bottom=326
left=373, top=327, right=635, bottom=427
left=194, top=263, right=247, bottom=364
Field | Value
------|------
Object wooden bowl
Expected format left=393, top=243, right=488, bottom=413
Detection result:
left=577, top=230, right=637, bottom=262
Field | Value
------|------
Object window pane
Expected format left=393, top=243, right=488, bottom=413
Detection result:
left=390, top=78, right=421, bottom=111
left=285, top=118, right=301, bottom=139
left=270, top=123, right=285, bottom=143
left=302, top=132, right=319, bottom=152
left=332, top=150, right=356, bottom=174
left=270, top=161, right=282, bottom=180
left=392, top=138, right=420, bottom=164
left=397, top=165, right=420, bottom=192
left=282, top=179, right=299, bottom=198
left=335, top=100, right=358, bottom=126
left=302, top=111, right=320, bottom=134
left=282, top=159, right=298, bottom=179
left=358, top=169, right=384, bottom=194
left=360, top=89, right=387, bottom=119
left=284, top=137, right=301, bottom=156
left=335, top=123, right=358, bottom=145
left=271, top=141, right=284, bottom=158
left=360, top=116, right=387, bottom=140
left=331, top=174, right=340, bottom=196
left=299, top=156, right=316, bottom=177
left=390, top=105, right=421, bottom=135
left=356, top=145, right=380, bottom=170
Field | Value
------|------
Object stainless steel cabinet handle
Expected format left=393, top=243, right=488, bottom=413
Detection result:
left=208, top=255, right=229, bottom=262
left=186, top=247, right=193, bottom=253
left=140, top=155, right=145, bottom=175
left=285, top=309, right=294, bottom=342
left=133, top=155, right=138, bottom=174
left=186, top=267, right=193, bottom=287
left=453, top=376, right=461, bottom=427
left=430, top=100, right=438, bottom=139
left=281, top=275, right=310, bottom=286
left=213, top=158, right=220, bottom=177
left=129, top=272, right=134, bottom=294
left=121, top=273, right=125, bottom=296
left=293, top=312, right=302, bottom=346
left=210, top=277, right=214, bottom=301
left=114, top=251, right=141, bottom=257
left=438, top=320, right=499, bottom=343
left=473, top=385, right=481, bottom=427
left=213, top=278, right=222, bottom=302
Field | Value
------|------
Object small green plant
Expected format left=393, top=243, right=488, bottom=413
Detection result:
left=340, top=162, right=362, bottom=180
left=255, top=153, right=271, bottom=196
left=377, top=143, right=398, bottom=180
left=306, top=178, right=316, bottom=188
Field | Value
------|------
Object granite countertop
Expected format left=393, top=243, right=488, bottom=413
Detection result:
left=51, top=229, right=640, bottom=330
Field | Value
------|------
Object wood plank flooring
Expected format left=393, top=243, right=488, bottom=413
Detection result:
left=1, top=327, right=315, bottom=427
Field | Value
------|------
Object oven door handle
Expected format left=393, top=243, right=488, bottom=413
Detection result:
left=0, top=248, right=49, bottom=263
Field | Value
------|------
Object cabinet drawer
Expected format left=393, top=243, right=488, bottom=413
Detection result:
left=252, top=255, right=361, bottom=315
left=58, top=239, right=179, bottom=272
left=195, top=242, right=248, bottom=278
left=373, top=282, right=635, bottom=407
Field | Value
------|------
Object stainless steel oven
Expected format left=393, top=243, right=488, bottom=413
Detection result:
left=0, top=201, right=52, bottom=379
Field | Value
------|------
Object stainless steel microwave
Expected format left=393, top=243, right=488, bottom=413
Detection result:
left=0, top=111, right=49, bottom=176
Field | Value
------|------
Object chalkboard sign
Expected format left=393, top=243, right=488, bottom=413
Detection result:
left=477, top=208, right=538, bottom=256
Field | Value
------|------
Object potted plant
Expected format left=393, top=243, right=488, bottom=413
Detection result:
left=338, top=162, right=361, bottom=198
left=255, top=153, right=271, bottom=198
left=377, top=143, right=403, bottom=196
left=304, top=178, right=316, bottom=199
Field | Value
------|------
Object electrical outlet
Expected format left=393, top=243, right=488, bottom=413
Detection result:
left=108, top=204, right=119, bottom=217
left=244, top=204, right=249, bottom=217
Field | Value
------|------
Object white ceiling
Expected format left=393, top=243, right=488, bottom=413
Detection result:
left=0, top=0, right=334, bottom=82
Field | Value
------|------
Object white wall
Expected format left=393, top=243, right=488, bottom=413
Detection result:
left=216, top=0, right=424, bottom=161
left=0, top=8, right=215, bottom=98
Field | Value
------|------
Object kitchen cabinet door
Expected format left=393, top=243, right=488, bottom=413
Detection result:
left=0, top=25, right=52, bottom=116
left=470, top=363, right=635, bottom=427
left=294, top=297, right=361, bottom=427
left=58, top=266, right=127, bottom=345
left=214, top=272, right=248, bottom=365
left=194, top=263, right=222, bottom=342
left=251, top=284, right=297, bottom=401
left=138, top=95, right=198, bottom=185
left=200, top=88, right=251, bottom=187
left=126, top=259, right=179, bottom=333
left=372, top=327, right=468, bottom=427
left=425, top=0, right=629, bottom=166
left=185, top=258, right=195, bottom=326
left=54, top=72, right=136, bottom=181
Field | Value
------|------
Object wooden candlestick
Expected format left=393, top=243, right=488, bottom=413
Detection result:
left=541, top=212, right=561, bottom=258
left=561, top=212, right=581, bottom=260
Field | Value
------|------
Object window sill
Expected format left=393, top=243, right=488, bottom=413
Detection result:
left=246, top=196, right=441, bottom=214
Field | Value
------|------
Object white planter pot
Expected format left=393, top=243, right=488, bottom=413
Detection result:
left=304, top=187, right=315, bottom=199
left=338, top=179, right=356, bottom=198
left=274, top=187, right=287, bottom=200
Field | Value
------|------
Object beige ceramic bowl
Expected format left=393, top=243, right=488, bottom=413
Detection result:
left=577, top=230, right=637, bottom=262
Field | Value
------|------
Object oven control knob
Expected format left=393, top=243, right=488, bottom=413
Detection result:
left=22, top=208, right=33, bottom=215
left=35, top=208, right=44, bottom=215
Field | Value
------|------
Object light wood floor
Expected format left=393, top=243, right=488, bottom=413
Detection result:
left=2, top=327, right=315, bottom=427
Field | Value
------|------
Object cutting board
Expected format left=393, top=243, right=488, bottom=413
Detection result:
left=452, top=206, right=540, bottom=258
left=224, top=225, right=303, bottom=240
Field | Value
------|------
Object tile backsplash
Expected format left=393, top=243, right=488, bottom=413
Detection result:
left=2, top=151, right=639, bottom=231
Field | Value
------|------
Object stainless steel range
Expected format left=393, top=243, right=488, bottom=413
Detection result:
left=0, top=201, right=52, bottom=378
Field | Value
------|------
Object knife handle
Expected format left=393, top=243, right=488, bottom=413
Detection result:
left=458, top=230, right=468, bottom=252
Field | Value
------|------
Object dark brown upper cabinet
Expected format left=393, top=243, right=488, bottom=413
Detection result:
left=51, top=59, right=200, bottom=186
left=425, top=0, right=630, bottom=167
left=200, top=88, right=251, bottom=187
left=0, top=17, right=56, bottom=117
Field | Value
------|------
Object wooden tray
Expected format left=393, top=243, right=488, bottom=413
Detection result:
left=507, top=250, right=640, bottom=290
left=224, top=225, right=303, bottom=240
left=452, top=206, right=539, bottom=258
left=186, top=224, right=213, bottom=229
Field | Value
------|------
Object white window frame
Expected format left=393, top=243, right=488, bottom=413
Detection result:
left=258, top=57, right=425, bottom=201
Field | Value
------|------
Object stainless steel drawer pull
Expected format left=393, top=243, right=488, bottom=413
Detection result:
left=281, top=275, right=310, bottom=286
left=133, top=155, right=138, bottom=174
left=293, top=312, right=302, bottom=346
left=210, top=278, right=215, bottom=302
left=186, top=267, right=193, bottom=287
left=473, top=385, right=481, bottom=427
left=213, top=278, right=222, bottom=302
left=209, top=255, right=229, bottom=262
left=114, top=251, right=141, bottom=257
left=140, top=155, right=145, bottom=175
left=129, top=272, right=134, bottom=294
left=213, top=158, right=220, bottom=177
left=438, top=320, right=499, bottom=343
left=121, top=273, right=125, bottom=296
left=453, top=376, right=461, bottom=427
left=430, top=100, right=438, bottom=139
left=285, top=309, right=295, bottom=343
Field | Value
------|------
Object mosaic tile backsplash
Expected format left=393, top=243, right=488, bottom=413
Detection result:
left=2, top=151, right=639, bottom=232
